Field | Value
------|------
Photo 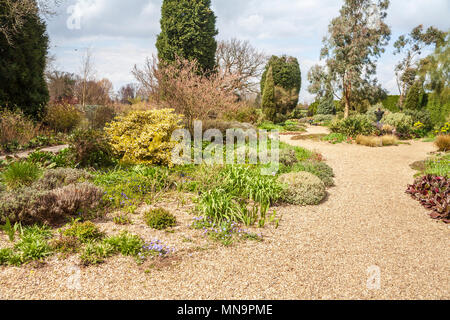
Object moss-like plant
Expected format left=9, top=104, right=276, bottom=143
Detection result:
left=144, top=208, right=177, bottom=230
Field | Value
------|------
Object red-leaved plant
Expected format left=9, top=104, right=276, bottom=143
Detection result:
left=406, top=175, right=449, bottom=223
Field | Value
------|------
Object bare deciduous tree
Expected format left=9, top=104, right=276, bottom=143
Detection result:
left=78, top=48, right=96, bottom=109
left=132, top=55, right=240, bottom=131
left=0, top=0, right=63, bottom=45
left=216, top=38, right=268, bottom=95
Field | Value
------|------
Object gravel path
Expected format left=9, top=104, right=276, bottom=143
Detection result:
left=1, top=127, right=448, bottom=300
left=0, top=145, right=69, bottom=161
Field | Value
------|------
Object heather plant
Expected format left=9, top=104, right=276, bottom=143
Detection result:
left=1, top=161, right=42, bottom=189
left=144, top=209, right=176, bottom=230
left=0, top=182, right=104, bottom=225
left=34, top=168, right=92, bottom=190
left=278, top=172, right=326, bottom=205
left=105, top=109, right=183, bottom=166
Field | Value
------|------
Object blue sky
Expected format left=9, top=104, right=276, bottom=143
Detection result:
left=46, top=0, right=450, bottom=102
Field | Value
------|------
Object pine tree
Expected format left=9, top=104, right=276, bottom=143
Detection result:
left=404, top=81, right=423, bottom=110
left=316, top=90, right=336, bottom=115
left=0, top=1, right=49, bottom=119
left=262, top=66, right=276, bottom=121
left=156, top=0, right=218, bottom=73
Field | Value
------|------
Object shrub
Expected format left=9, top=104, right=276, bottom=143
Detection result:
left=105, top=109, right=183, bottom=166
left=224, top=105, right=265, bottom=125
left=1, top=161, right=42, bottom=189
left=68, top=129, right=115, bottom=168
left=44, top=104, right=82, bottom=133
left=144, top=208, right=177, bottom=230
left=404, top=109, right=433, bottom=132
left=35, top=168, right=92, bottom=190
left=103, top=232, right=144, bottom=257
left=279, top=149, right=298, bottom=167
left=329, top=115, right=375, bottom=137
left=382, top=113, right=413, bottom=137
left=63, top=221, right=105, bottom=243
left=84, top=105, right=116, bottom=130
left=289, top=161, right=335, bottom=187
left=435, top=135, right=450, bottom=151
left=406, top=175, right=449, bottom=222
left=322, top=133, right=347, bottom=144
left=278, top=172, right=326, bottom=205
left=0, top=182, right=104, bottom=225
left=0, top=110, right=38, bottom=152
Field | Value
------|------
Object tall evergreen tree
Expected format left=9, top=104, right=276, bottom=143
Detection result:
left=261, top=66, right=276, bottom=121
left=156, top=0, right=218, bottom=73
left=0, top=0, right=49, bottom=118
left=260, top=55, right=301, bottom=121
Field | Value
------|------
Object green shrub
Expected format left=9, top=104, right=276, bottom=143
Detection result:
left=0, top=182, right=104, bottom=225
left=289, top=161, right=335, bottom=187
left=404, top=109, right=433, bottom=132
left=68, top=129, right=115, bottom=168
left=381, top=95, right=400, bottom=112
left=0, top=109, right=38, bottom=152
left=224, top=105, right=264, bottom=125
left=44, top=104, right=82, bottom=133
left=63, top=221, right=104, bottom=243
left=105, top=109, right=183, bottom=166
left=278, top=172, right=326, bottom=205
left=1, top=161, right=41, bottom=189
left=80, top=241, right=115, bottom=266
left=329, top=115, right=375, bottom=137
left=144, top=208, right=177, bottom=230
left=312, top=114, right=334, bottom=124
left=382, top=112, right=413, bottom=137
left=103, top=232, right=144, bottom=257
left=279, top=149, right=298, bottom=167
left=322, top=133, right=347, bottom=144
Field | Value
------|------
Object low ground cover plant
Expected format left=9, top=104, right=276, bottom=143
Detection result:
left=144, top=208, right=177, bottom=230
left=278, top=172, right=326, bottom=205
left=406, top=175, right=449, bottom=223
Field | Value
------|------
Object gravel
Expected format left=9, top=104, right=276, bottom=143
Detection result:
left=0, top=126, right=448, bottom=300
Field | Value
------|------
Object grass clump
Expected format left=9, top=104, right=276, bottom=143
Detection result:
left=435, top=135, right=450, bottom=152
left=144, top=209, right=176, bottom=230
left=1, top=161, right=41, bottom=189
left=356, top=135, right=398, bottom=147
left=278, top=172, right=326, bottom=206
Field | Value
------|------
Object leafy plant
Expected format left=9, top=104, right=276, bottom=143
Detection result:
left=103, top=232, right=144, bottom=257
left=63, top=221, right=105, bottom=243
left=322, top=133, right=347, bottom=144
left=44, top=104, right=82, bottom=133
left=144, top=209, right=176, bottom=230
left=406, top=175, right=449, bottom=222
left=0, top=217, right=21, bottom=242
left=105, top=109, right=183, bottom=166
left=329, top=115, right=375, bottom=137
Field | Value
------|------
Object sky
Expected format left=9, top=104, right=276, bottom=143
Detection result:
left=46, top=0, right=450, bottom=103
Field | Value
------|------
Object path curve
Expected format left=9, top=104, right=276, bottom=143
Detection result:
left=0, top=129, right=448, bottom=299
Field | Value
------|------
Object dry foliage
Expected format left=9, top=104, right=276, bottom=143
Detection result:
left=435, top=135, right=450, bottom=151
left=0, top=109, right=39, bottom=149
left=132, top=55, right=240, bottom=131
left=356, top=135, right=398, bottom=147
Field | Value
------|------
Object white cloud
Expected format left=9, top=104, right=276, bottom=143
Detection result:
left=47, top=0, right=450, bottom=98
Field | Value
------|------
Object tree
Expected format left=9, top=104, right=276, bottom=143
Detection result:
left=132, top=56, right=239, bottom=131
left=312, top=0, right=391, bottom=118
left=316, top=89, right=336, bottom=115
left=0, top=0, right=49, bottom=118
left=216, top=38, right=268, bottom=95
left=404, top=80, right=426, bottom=110
left=394, top=25, right=445, bottom=109
left=418, top=32, right=450, bottom=126
left=46, top=71, right=77, bottom=103
left=0, top=0, right=61, bottom=45
left=118, top=84, right=137, bottom=104
left=261, top=66, right=276, bottom=121
left=156, top=0, right=218, bottom=74
left=260, top=55, right=301, bottom=120
left=78, top=48, right=95, bottom=109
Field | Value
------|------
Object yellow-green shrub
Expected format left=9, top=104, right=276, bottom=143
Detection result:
left=105, top=109, right=183, bottom=166
left=44, top=104, right=82, bottom=133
